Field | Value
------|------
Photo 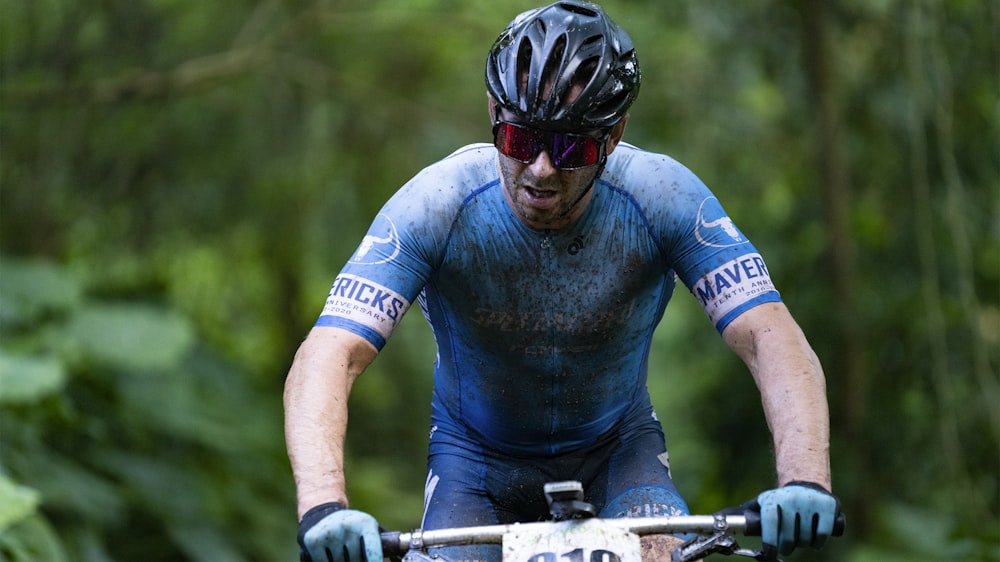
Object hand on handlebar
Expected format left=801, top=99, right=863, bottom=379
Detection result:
left=298, top=502, right=383, bottom=562
left=756, top=482, right=841, bottom=558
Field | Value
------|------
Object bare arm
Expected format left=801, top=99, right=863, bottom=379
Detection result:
left=722, top=302, right=832, bottom=490
left=284, top=326, right=379, bottom=519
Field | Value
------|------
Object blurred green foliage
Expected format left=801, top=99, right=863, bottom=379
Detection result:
left=0, top=257, right=294, bottom=561
left=1, top=1, right=997, bottom=561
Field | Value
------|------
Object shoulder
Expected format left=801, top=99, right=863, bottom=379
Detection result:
left=603, top=143, right=709, bottom=197
left=408, top=143, right=497, bottom=193
left=384, top=143, right=498, bottom=218
left=374, top=144, right=499, bottom=262
left=600, top=142, right=713, bottom=219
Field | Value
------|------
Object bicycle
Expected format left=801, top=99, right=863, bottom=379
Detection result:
left=379, top=481, right=845, bottom=562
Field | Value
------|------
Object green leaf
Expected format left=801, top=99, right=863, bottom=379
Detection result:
left=0, top=256, right=82, bottom=327
left=0, top=352, right=66, bottom=404
left=115, top=355, right=260, bottom=452
left=4, top=447, right=125, bottom=528
left=0, top=513, right=67, bottom=562
left=0, top=476, right=39, bottom=532
left=62, top=303, right=194, bottom=372
left=167, top=524, right=245, bottom=562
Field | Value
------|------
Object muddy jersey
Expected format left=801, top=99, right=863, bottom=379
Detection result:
left=316, top=142, right=781, bottom=456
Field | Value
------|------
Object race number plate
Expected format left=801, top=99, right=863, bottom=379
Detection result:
left=502, top=519, right=641, bottom=562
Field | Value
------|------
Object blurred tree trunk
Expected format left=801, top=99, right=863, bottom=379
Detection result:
left=901, top=1, right=999, bottom=534
left=800, top=0, right=869, bottom=534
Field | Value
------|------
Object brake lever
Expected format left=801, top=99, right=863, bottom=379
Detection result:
left=671, top=532, right=735, bottom=561
left=671, top=533, right=780, bottom=562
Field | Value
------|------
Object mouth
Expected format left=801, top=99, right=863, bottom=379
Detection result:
left=523, top=185, right=559, bottom=205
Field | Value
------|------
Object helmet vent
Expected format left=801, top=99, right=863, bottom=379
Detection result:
left=540, top=34, right=568, bottom=102
left=573, top=58, right=599, bottom=89
left=516, top=38, right=533, bottom=101
left=558, top=2, right=598, bottom=17
left=591, top=89, right=630, bottom=121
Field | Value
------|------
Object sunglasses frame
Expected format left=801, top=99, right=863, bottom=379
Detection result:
left=491, top=110, right=612, bottom=170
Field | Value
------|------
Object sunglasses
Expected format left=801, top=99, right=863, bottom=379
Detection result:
left=492, top=121, right=609, bottom=170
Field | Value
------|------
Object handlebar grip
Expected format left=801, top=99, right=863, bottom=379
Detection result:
left=743, top=510, right=846, bottom=537
left=381, top=531, right=403, bottom=557
left=743, top=510, right=759, bottom=535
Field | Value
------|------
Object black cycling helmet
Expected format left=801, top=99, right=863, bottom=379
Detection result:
left=485, top=1, right=640, bottom=130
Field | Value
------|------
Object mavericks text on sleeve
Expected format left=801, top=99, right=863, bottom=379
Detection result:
left=691, top=253, right=777, bottom=328
left=316, top=273, right=410, bottom=347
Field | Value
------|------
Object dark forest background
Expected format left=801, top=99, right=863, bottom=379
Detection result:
left=1, top=1, right=997, bottom=560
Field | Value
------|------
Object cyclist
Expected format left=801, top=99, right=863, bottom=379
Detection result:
left=286, top=2, right=841, bottom=561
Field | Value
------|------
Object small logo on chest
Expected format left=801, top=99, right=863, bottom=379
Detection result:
left=567, top=235, right=586, bottom=255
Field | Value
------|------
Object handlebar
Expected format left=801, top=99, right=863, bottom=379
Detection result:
left=743, top=509, right=847, bottom=536
left=380, top=511, right=846, bottom=556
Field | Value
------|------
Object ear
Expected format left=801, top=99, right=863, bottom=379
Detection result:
left=487, top=95, right=498, bottom=123
left=605, top=114, right=629, bottom=155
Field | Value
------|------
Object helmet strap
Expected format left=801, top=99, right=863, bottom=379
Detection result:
left=557, top=158, right=606, bottom=221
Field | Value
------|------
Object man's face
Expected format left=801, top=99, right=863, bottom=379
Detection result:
left=494, top=107, right=619, bottom=231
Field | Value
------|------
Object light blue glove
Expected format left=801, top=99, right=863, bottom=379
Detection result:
left=298, top=503, right=382, bottom=562
left=757, top=482, right=840, bottom=557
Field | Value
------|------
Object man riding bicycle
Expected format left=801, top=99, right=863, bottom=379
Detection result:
left=285, top=2, right=841, bottom=561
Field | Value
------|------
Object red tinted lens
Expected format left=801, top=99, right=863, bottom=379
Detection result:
left=493, top=122, right=603, bottom=169
left=549, top=132, right=601, bottom=168
left=494, top=122, right=537, bottom=162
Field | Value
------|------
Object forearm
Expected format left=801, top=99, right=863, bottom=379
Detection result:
left=755, top=339, right=831, bottom=489
left=284, top=364, right=350, bottom=517
left=724, top=303, right=832, bottom=490
left=284, top=328, right=377, bottom=518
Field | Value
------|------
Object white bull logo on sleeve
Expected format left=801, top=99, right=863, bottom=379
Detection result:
left=357, top=232, right=394, bottom=259
left=695, top=197, right=745, bottom=247
left=701, top=215, right=742, bottom=241
left=351, top=214, right=401, bottom=264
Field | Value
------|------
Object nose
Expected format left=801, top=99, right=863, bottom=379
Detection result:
left=528, top=148, right=558, bottom=177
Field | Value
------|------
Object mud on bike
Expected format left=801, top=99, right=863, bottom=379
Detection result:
left=379, top=481, right=845, bottom=562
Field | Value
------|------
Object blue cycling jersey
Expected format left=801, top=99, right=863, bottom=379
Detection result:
left=316, top=142, right=780, bottom=456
